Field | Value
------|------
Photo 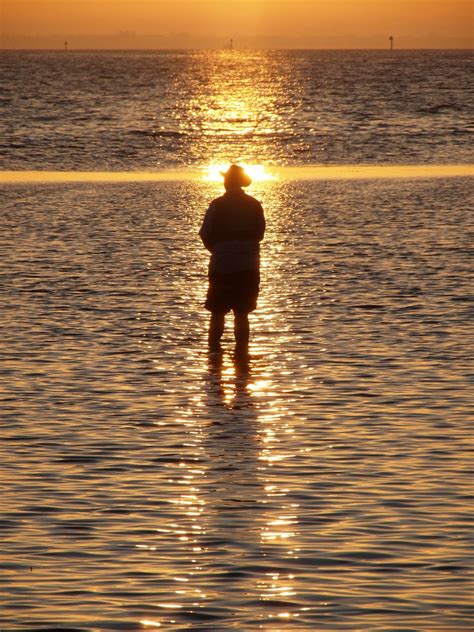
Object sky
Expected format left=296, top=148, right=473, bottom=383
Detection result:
left=1, top=0, right=472, bottom=49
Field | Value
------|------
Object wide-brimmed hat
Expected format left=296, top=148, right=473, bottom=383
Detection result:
left=220, top=164, right=252, bottom=188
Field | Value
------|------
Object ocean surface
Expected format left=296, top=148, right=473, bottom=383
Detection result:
left=1, top=50, right=473, bottom=631
left=1, top=49, right=473, bottom=170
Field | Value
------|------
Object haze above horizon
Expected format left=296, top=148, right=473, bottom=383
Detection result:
left=1, top=0, right=472, bottom=49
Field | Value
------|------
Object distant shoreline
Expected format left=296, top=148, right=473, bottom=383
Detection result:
left=1, top=48, right=473, bottom=52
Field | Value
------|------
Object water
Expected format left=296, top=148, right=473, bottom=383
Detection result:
left=1, top=50, right=473, bottom=170
left=1, top=176, right=473, bottom=630
left=1, top=50, right=473, bottom=630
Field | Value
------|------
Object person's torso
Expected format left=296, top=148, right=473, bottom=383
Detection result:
left=210, top=192, right=262, bottom=243
left=209, top=192, right=263, bottom=274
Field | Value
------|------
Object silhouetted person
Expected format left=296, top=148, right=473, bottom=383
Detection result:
left=199, top=164, right=265, bottom=352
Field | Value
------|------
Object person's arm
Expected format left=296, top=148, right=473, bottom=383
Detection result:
left=256, top=202, right=266, bottom=242
left=199, top=203, right=215, bottom=252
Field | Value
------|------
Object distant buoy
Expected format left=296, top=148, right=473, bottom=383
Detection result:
left=64, top=40, right=68, bottom=52
left=389, top=35, right=394, bottom=51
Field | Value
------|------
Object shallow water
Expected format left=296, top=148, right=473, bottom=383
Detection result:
left=0, top=177, right=472, bottom=630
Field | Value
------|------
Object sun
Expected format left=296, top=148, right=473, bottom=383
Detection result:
left=203, top=163, right=276, bottom=183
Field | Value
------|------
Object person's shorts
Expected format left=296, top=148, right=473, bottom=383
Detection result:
left=205, top=269, right=260, bottom=314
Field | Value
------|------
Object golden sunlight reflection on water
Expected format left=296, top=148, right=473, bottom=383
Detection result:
left=179, top=50, right=290, bottom=169
left=195, top=54, right=281, bottom=184
left=137, top=181, right=305, bottom=625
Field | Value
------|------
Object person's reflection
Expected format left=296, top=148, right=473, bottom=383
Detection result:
left=199, top=352, right=302, bottom=622
left=207, top=349, right=254, bottom=411
left=203, top=350, right=266, bottom=607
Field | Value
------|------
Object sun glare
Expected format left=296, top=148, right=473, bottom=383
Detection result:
left=203, top=163, right=276, bottom=183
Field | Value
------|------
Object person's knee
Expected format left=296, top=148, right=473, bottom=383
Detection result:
left=233, top=310, right=249, bottom=322
left=211, top=312, right=225, bottom=323
left=233, top=312, right=249, bottom=338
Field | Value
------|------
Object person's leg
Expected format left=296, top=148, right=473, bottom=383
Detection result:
left=233, top=310, right=249, bottom=350
left=209, top=312, right=225, bottom=350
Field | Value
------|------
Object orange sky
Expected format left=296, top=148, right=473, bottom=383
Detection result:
left=1, top=0, right=472, bottom=48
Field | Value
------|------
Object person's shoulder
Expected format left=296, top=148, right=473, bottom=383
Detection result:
left=209, top=195, right=226, bottom=207
left=243, top=192, right=263, bottom=209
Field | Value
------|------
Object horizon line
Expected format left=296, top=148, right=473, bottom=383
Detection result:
left=1, top=47, right=473, bottom=52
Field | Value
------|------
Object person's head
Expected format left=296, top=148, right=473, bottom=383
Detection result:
left=221, top=164, right=252, bottom=192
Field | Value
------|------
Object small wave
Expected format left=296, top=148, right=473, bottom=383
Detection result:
left=129, top=129, right=183, bottom=138
left=419, top=103, right=461, bottom=114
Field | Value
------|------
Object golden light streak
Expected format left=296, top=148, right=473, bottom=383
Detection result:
left=203, top=163, right=276, bottom=183
left=1, top=165, right=472, bottom=184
